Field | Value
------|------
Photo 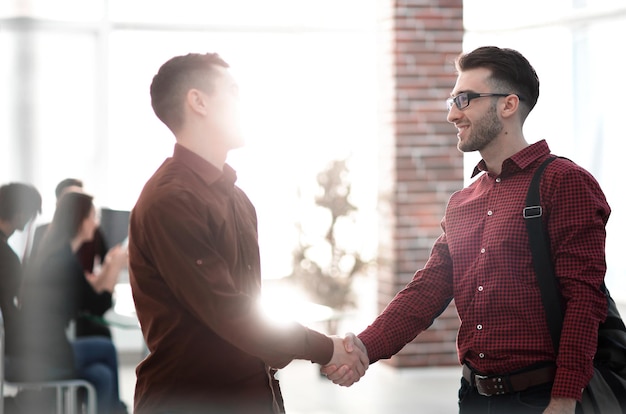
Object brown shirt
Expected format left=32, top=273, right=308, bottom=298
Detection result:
left=129, top=144, right=333, bottom=414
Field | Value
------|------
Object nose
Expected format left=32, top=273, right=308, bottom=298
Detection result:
left=446, top=105, right=461, bottom=124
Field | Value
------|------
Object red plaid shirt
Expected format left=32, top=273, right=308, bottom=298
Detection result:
left=359, top=140, right=610, bottom=400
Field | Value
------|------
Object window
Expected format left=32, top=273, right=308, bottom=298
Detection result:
left=464, top=0, right=626, bottom=299
left=1, top=0, right=378, bottom=279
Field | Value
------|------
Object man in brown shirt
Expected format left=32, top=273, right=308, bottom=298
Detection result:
left=128, top=53, right=368, bottom=414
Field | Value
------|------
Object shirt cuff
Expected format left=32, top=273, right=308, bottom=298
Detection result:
left=552, top=366, right=590, bottom=401
left=304, top=329, right=334, bottom=365
left=357, top=328, right=386, bottom=364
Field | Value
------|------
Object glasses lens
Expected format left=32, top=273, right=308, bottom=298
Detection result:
left=457, top=93, right=469, bottom=109
left=447, top=93, right=469, bottom=110
left=446, top=98, right=454, bottom=110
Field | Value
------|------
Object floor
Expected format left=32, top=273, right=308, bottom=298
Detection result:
left=119, top=356, right=461, bottom=414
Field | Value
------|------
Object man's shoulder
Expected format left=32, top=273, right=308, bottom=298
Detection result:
left=542, top=155, right=602, bottom=187
left=138, top=162, right=196, bottom=200
left=133, top=164, right=210, bottom=224
left=546, top=155, right=578, bottom=171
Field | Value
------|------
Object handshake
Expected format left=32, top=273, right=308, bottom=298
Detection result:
left=321, top=333, right=369, bottom=387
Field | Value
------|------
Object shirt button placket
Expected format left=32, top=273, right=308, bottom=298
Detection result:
left=477, top=182, right=493, bottom=363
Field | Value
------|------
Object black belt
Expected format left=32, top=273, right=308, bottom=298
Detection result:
left=462, top=364, right=556, bottom=397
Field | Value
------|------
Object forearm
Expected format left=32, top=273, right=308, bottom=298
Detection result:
left=225, top=319, right=334, bottom=368
left=358, top=292, right=452, bottom=363
left=543, top=397, right=576, bottom=414
left=552, top=297, right=602, bottom=400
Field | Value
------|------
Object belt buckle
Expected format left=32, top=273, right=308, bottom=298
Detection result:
left=474, top=374, right=506, bottom=397
left=475, top=373, right=489, bottom=382
left=474, top=374, right=490, bottom=397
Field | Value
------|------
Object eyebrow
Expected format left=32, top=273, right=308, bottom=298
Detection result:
left=450, top=90, right=475, bottom=97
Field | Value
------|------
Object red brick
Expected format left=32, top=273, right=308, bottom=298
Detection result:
left=376, top=0, right=463, bottom=368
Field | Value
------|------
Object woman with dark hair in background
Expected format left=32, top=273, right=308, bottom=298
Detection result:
left=15, top=191, right=128, bottom=414
left=30, top=177, right=122, bottom=339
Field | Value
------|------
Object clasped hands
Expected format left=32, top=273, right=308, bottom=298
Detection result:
left=85, top=244, right=128, bottom=293
left=321, top=332, right=369, bottom=387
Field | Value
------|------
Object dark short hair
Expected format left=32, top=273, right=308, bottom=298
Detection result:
left=55, top=178, right=83, bottom=199
left=0, top=182, right=42, bottom=221
left=455, top=46, right=540, bottom=120
left=150, top=52, right=230, bottom=134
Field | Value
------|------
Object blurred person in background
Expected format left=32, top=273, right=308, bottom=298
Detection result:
left=16, top=191, right=128, bottom=414
left=0, top=182, right=42, bottom=358
left=31, top=177, right=124, bottom=338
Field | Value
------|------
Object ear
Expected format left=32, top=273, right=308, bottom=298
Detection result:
left=500, top=94, right=521, bottom=119
left=186, top=88, right=209, bottom=116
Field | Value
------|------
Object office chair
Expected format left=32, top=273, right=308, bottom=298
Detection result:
left=0, top=310, right=97, bottom=414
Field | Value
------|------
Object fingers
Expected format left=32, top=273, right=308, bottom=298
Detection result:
left=323, top=334, right=370, bottom=386
left=351, top=334, right=369, bottom=369
left=320, top=364, right=337, bottom=376
left=327, top=366, right=358, bottom=386
left=343, top=332, right=355, bottom=352
left=321, top=363, right=353, bottom=384
left=343, top=332, right=368, bottom=377
left=84, top=271, right=97, bottom=285
left=105, top=246, right=129, bottom=271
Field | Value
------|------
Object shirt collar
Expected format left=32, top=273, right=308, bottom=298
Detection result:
left=172, top=143, right=238, bottom=188
left=470, top=139, right=551, bottom=178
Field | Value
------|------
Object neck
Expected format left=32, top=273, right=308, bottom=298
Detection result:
left=176, top=133, right=227, bottom=170
left=479, top=132, right=528, bottom=176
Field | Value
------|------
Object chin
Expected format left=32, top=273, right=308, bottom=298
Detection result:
left=457, top=141, right=471, bottom=153
left=228, top=134, right=245, bottom=150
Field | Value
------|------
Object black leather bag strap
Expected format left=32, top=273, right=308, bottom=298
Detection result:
left=524, top=156, right=563, bottom=353
left=525, top=157, right=626, bottom=412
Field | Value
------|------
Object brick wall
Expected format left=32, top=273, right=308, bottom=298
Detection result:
left=376, top=0, right=464, bottom=368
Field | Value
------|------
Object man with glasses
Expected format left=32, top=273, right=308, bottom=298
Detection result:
left=324, top=46, right=611, bottom=414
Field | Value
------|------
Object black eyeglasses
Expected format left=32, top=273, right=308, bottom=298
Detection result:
left=446, top=92, right=523, bottom=111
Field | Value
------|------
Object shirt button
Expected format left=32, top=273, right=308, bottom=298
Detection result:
left=495, top=177, right=501, bottom=183
left=479, top=353, right=485, bottom=358
left=196, top=259, right=203, bottom=265
left=477, top=324, right=483, bottom=330
left=480, top=248, right=486, bottom=254
left=478, top=286, right=484, bottom=292
left=487, top=210, right=493, bottom=216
